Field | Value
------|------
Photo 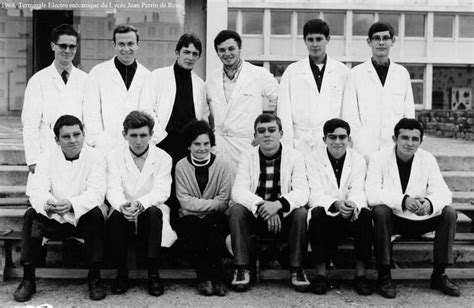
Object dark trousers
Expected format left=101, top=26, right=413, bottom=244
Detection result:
left=108, top=206, right=163, bottom=275
left=228, top=204, right=307, bottom=268
left=373, top=204, right=456, bottom=267
left=309, top=207, right=373, bottom=264
left=175, top=212, right=229, bottom=281
left=20, top=207, right=105, bottom=268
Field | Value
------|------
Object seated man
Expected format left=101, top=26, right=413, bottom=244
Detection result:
left=175, top=120, right=232, bottom=296
left=229, top=113, right=310, bottom=292
left=14, top=115, right=107, bottom=302
left=306, top=118, right=372, bottom=295
left=367, top=118, right=460, bottom=298
left=106, top=111, right=176, bottom=297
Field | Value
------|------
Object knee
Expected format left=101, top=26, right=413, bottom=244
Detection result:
left=358, top=207, right=373, bottom=221
left=229, top=204, right=249, bottom=222
left=108, top=210, right=125, bottom=225
left=291, top=207, right=308, bottom=225
left=145, top=206, right=163, bottom=221
left=372, top=204, right=391, bottom=221
left=85, top=207, right=105, bottom=223
left=441, top=206, right=457, bottom=223
left=23, top=207, right=38, bottom=221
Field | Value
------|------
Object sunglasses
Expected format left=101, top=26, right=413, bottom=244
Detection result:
left=55, top=43, right=78, bottom=51
left=256, top=127, right=278, bottom=134
left=326, top=134, right=348, bottom=141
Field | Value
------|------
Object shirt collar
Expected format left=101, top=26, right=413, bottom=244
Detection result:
left=54, top=60, right=72, bottom=76
left=371, top=57, right=390, bottom=68
left=114, top=56, right=137, bottom=70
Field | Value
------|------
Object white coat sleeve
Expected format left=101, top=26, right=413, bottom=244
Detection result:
left=138, top=74, right=157, bottom=122
left=68, top=154, right=106, bottom=220
left=346, top=154, right=368, bottom=210
left=261, top=69, right=279, bottom=105
left=105, top=154, right=128, bottom=212
left=342, top=70, right=363, bottom=143
left=305, top=153, right=337, bottom=213
left=403, top=69, right=415, bottom=118
left=425, top=154, right=452, bottom=215
left=137, top=153, right=172, bottom=209
left=365, top=155, right=404, bottom=211
left=280, top=151, right=309, bottom=213
left=83, top=70, right=104, bottom=148
left=231, top=153, right=263, bottom=216
left=28, top=154, right=57, bottom=217
left=277, top=69, right=294, bottom=149
left=21, top=76, right=43, bottom=166
left=175, top=162, right=230, bottom=215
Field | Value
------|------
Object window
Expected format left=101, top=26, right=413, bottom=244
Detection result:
left=242, top=11, right=263, bottom=35
left=324, top=12, right=345, bottom=36
left=353, top=13, right=374, bottom=36
left=378, top=13, right=399, bottom=36
left=228, top=10, right=237, bottom=31
left=459, top=15, right=474, bottom=38
left=405, top=14, right=425, bottom=37
left=432, top=67, right=473, bottom=110
left=271, top=11, right=291, bottom=35
left=434, top=14, right=453, bottom=38
left=405, top=66, right=424, bottom=105
left=297, top=12, right=320, bottom=35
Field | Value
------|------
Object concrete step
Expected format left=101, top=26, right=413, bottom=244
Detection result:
left=0, top=147, right=25, bottom=165
left=0, top=185, right=26, bottom=197
left=0, top=165, right=28, bottom=185
left=436, top=155, right=474, bottom=172
left=443, top=171, right=474, bottom=192
left=453, top=191, right=474, bottom=203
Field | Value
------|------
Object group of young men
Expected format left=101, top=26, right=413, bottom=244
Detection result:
left=14, top=17, right=459, bottom=302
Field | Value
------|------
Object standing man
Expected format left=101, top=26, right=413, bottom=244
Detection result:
left=342, top=21, right=414, bottom=160
left=367, top=118, right=460, bottom=298
left=306, top=119, right=372, bottom=295
left=83, top=25, right=150, bottom=155
left=106, top=111, right=176, bottom=297
left=22, top=24, right=87, bottom=183
left=14, top=115, right=106, bottom=302
left=278, top=19, right=348, bottom=154
left=206, top=30, right=279, bottom=171
left=229, top=114, right=310, bottom=293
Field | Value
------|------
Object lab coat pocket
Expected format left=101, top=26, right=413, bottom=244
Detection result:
left=390, top=91, right=405, bottom=118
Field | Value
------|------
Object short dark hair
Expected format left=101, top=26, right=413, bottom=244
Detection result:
left=303, top=19, right=330, bottom=39
left=368, top=21, right=395, bottom=39
left=253, top=113, right=282, bottom=132
left=323, top=118, right=351, bottom=136
left=51, top=24, right=79, bottom=43
left=123, top=111, right=154, bottom=134
left=182, top=120, right=216, bottom=148
left=394, top=118, right=424, bottom=141
left=176, top=33, right=202, bottom=56
left=214, top=30, right=242, bottom=51
left=113, top=25, right=139, bottom=43
left=53, top=115, right=84, bottom=138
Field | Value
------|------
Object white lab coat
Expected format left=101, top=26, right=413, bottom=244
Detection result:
left=83, top=58, right=150, bottom=155
left=305, top=147, right=367, bottom=221
left=21, top=62, right=87, bottom=166
left=278, top=57, right=349, bottom=154
left=206, top=61, right=279, bottom=170
left=365, top=146, right=452, bottom=221
left=28, top=145, right=106, bottom=226
left=106, top=144, right=177, bottom=247
left=231, top=145, right=309, bottom=217
left=342, top=60, right=414, bottom=159
left=140, top=65, right=209, bottom=144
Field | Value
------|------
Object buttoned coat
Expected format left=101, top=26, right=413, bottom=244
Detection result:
left=365, top=145, right=452, bottom=221
left=106, top=144, right=177, bottom=247
left=342, top=60, right=414, bottom=159
left=83, top=58, right=150, bottom=155
left=278, top=57, right=349, bottom=154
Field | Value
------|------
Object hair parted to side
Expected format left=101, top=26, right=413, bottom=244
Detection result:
left=123, top=111, right=155, bottom=134
left=182, top=120, right=216, bottom=148
left=51, top=24, right=79, bottom=43
left=214, top=30, right=242, bottom=51
left=176, top=33, right=202, bottom=55
left=253, top=113, right=283, bottom=132
left=113, top=24, right=139, bottom=43
left=394, top=118, right=424, bottom=141
left=323, top=118, right=351, bottom=136
left=303, top=19, right=330, bottom=39
left=368, top=21, right=395, bottom=39
left=53, top=115, right=83, bottom=137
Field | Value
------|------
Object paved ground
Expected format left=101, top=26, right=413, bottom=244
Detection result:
left=2, top=278, right=474, bottom=307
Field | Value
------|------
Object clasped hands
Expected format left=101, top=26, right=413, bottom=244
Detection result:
left=333, top=200, right=358, bottom=220
left=44, top=199, right=72, bottom=216
left=256, top=200, right=282, bottom=235
left=120, top=201, right=144, bottom=221
left=404, top=196, right=431, bottom=216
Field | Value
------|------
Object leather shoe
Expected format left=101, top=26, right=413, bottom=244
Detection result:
left=311, top=275, right=329, bottom=295
left=430, top=274, right=461, bottom=297
left=213, top=280, right=227, bottom=297
left=354, top=275, right=373, bottom=295
left=198, top=280, right=214, bottom=296
left=13, top=280, right=36, bottom=302
left=88, top=277, right=106, bottom=301
left=148, top=274, right=164, bottom=296
left=112, top=277, right=128, bottom=294
left=376, top=274, right=396, bottom=298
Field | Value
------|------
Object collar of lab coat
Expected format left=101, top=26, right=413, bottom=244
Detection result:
left=122, top=143, right=160, bottom=195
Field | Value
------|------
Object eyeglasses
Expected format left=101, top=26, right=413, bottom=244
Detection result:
left=370, top=35, right=392, bottom=42
left=326, top=134, right=348, bottom=141
left=256, top=127, right=278, bottom=134
left=55, top=43, right=78, bottom=51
